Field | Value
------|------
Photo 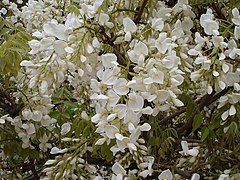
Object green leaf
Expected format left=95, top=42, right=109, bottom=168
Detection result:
left=101, top=142, right=114, bottom=162
left=192, top=113, right=204, bottom=132
left=201, top=127, right=210, bottom=141
left=29, top=149, right=40, bottom=161
left=83, top=126, right=90, bottom=138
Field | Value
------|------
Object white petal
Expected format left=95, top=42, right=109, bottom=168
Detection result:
left=53, top=40, right=68, bottom=55
left=191, top=173, right=200, bottom=180
left=181, top=141, right=189, bottom=153
left=61, top=123, right=71, bottom=135
left=232, top=8, right=239, bottom=18
left=140, top=123, right=151, bottom=131
left=123, top=17, right=137, bottom=33
left=95, top=138, right=106, bottom=145
left=115, top=133, right=124, bottom=141
left=134, top=41, right=148, bottom=56
left=127, top=143, right=137, bottom=151
left=172, top=98, right=184, bottom=107
left=188, top=149, right=199, bottom=157
left=112, top=162, right=126, bottom=175
left=139, top=170, right=151, bottom=178
left=27, top=123, right=36, bottom=135
left=64, top=47, right=74, bottom=53
left=45, top=160, right=56, bottom=165
left=101, top=53, right=118, bottom=68
left=127, top=92, right=144, bottom=111
left=157, top=90, right=169, bottom=102
left=107, top=114, right=116, bottom=121
left=113, top=78, right=129, bottom=95
left=32, top=110, right=42, bottom=121
left=221, top=110, right=229, bottom=121
left=158, top=169, right=173, bottom=180
left=222, top=63, right=229, bottom=73
left=0, top=118, right=5, bottom=124
left=142, top=106, right=153, bottom=115
left=113, top=104, right=127, bottom=119
left=229, top=105, right=236, bottom=116
left=20, top=60, right=35, bottom=67
left=50, top=147, right=61, bottom=154
left=105, top=125, right=119, bottom=139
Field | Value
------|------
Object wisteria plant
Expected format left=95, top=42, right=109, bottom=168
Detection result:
left=0, top=0, right=240, bottom=179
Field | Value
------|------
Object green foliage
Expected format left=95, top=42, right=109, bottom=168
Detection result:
left=0, top=17, right=31, bottom=76
left=192, top=113, right=204, bottom=132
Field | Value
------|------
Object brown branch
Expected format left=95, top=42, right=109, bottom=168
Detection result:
left=158, top=93, right=210, bottom=125
left=174, top=168, right=191, bottom=179
left=134, top=0, right=148, bottom=24
left=225, top=58, right=240, bottom=63
left=98, top=26, right=126, bottom=66
left=158, top=107, right=186, bottom=125
left=211, top=2, right=226, bottom=20
left=177, top=87, right=231, bottom=134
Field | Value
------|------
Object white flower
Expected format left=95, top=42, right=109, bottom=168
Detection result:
left=123, top=17, right=137, bottom=41
left=151, top=18, right=164, bottom=31
left=232, top=8, right=240, bottom=25
left=61, top=123, right=71, bottom=135
left=113, top=78, right=129, bottom=95
left=172, top=98, right=184, bottom=107
left=191, top=173, right=200, bottom=180
left=234, top=26, right=240, bottom=40
left=127, top=92, right=144, bottom=111
left=50, top=147, right=67, bottom=154
left=20, top=60, right=35, bottom=67
left=113, top=104, right=127, bottom=119
left=40, top=80, right=48, bottom=94
left=180, top=141, right=199, bottom=156
left=65, top=13, right=82, bottom=29
left=32, top=110, right=43, bottom=121
left=200, top=9, right=219, bottom=35
left=140, top=123, right=151, bottom=131
left=123, top=17, right=137, bottom=33
left=43, top=22, right=68, bottom=40
left=105, top=125, right=119, bottom=139
left=101, top=53, right=118, bottom=68
left=203, top=20, right=219, bottom=35
left=98, top=13, right=109, bottom=26
left=112, top=162, right=126, bottom=176
left=0, top=8, right=7, bottom=15
left=0, top=118, right=5, bottom=124
left=156, top=32, right=171, bottom=54
left=107, top=89, right=120, bottom=107
left=221, top=105, right=236, bottom=121
left=39, top=134, right=52, bottom=152
left=45, top=160, right=56, bottom=165
left=158, top=169, right=173, bottom=180
left=53, top=40, right=68, bottom=55
left=26, top=123, right=36, bottom=135
left=22, top=109, right=33, bottom=120
left=134, top=41, right=148, bottom=56
left=156, top=90, right=169, bottom=102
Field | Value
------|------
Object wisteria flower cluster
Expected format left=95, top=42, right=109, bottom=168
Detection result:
left=0, top=0, right=240, bottom=179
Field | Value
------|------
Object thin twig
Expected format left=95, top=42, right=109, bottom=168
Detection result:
left=174, top=168, right=191, bottom=179
left=134, top=0, right=148, bottom=24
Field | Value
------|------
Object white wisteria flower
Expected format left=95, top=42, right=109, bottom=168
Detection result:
left=180, top=141, right=199, bottom=157
left=200, top=9, right=219, bottom=35
left=127, top=92, right=144, bottom=111
left=61, top=123, right=71, bottom=135
left=158, top=169, right=173, bottom=180
left=232, top=8, right=240, bottom=26
left=123, top=17, right=137, bottom=41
